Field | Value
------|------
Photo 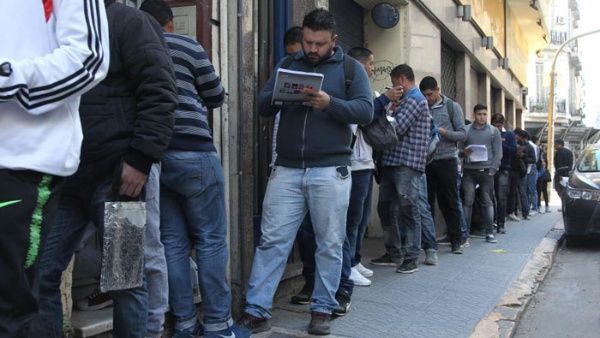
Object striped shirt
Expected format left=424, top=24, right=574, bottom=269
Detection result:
left=164, top=33, right=225, bottom=151
left=381, top=87, right=431, bottom=172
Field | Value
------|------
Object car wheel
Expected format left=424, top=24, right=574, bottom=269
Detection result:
left=565, top=235, right=584, bottom=248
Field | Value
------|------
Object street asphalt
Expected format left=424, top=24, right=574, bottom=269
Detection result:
left=260, top=202, right=563, bottom=338
left=513, top=240, right=600, bottom=338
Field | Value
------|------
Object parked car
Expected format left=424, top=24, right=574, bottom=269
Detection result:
left=563, top=144, right=600, bottom=244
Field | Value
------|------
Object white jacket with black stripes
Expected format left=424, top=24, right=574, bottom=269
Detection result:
left=0, top=0, right=109, bottom=176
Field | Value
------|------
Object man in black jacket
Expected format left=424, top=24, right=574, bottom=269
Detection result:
left=554, top=139, right=574, bottom=201
left=30, top=1, right=177, bottom=337
left=515, top=129, right=536, bottom=220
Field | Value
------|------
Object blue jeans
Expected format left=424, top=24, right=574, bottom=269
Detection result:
left=462, top=169, right=495, bottom=236
left=378, top=166, right=422, bottom=261
left=527, top=170, right=539, bottom=211
left=419, top=174, right=437, bottom=250
left=245, top=166, right=351, bottom=317
left=145, top=165, right=168, bottom=336
left=31, top=176, right=148, bottom=338
left=347, top=169, right=374, bottom=267
left=159, top=151, right=234, bottom=332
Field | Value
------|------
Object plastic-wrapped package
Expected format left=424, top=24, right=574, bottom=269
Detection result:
left=100, top=201, right=146, bottom=293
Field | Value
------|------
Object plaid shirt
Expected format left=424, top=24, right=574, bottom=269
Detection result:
left=381, top=87, right=431, bottom=172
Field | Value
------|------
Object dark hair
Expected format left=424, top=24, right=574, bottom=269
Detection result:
left=532, top=135, right=539, bottom=143
left=284, top=26, right=303, bottom=46
left=303, top=8, right=336, bottom=34
left=514, top=128, right=530, bottom=140
left=140, top=0, right=173, bottom=26
left=390, top=64, right=414, bottom=82
left=419, top=76, right=438, bottom=91
left=555, top=139, right=565, bottom=146
left=491, top=113, right=505, bottom=124
left=473, top=103, right=487, bottom=113
left=348, top=47, right=373, bottom=63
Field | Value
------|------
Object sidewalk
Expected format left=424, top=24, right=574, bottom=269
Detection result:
left=259, top=203, right=563, bottom=338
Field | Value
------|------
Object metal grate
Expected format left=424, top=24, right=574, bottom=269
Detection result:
left=441, top=42, right=457, bottom=100
left=330, top=0, right=364, bottom=52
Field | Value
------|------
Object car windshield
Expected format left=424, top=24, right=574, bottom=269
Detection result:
left=577, top=148, right=600, bottom=172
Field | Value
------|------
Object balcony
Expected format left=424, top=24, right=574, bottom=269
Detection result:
left=528, top=98, right=567, bottom=114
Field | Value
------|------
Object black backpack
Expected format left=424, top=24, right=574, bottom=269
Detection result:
left=359, top=112, right=399, bottom=151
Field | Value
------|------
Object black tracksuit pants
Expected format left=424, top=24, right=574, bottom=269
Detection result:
left=0, top=170, right=62, bottom=337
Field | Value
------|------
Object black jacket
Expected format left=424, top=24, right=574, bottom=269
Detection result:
left=555, top=147, right=574, bottom=177
left=77, top=1, right=177, bottom=179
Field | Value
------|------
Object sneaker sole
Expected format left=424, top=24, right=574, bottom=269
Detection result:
left=290, top=299, right=310, bottom=305
left=370, top=262, right=397, bottom=266
left=396, top=268, right=419, bottom=274
left=351, top=280, right=371, bottom=287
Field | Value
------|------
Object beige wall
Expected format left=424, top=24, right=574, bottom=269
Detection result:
left=364, top=4, right=410, bottom=93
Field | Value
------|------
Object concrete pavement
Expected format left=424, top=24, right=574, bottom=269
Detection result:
left=258, top=202, right=564, bottom=338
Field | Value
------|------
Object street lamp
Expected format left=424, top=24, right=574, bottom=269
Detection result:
left=547, top=28, right=600, bottom=169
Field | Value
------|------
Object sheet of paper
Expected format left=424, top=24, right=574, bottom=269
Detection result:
left=466, top=144, right=488, bottom=162
left=560, top=176, right=569, bottom=187
left=271, top=68, right=324, bottom=105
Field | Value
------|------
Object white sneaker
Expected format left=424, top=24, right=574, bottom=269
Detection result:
left=354, top=262, right=373, bottom=277
left=507, top=213, right=521, bottom=221
left=545, top=206, right=551, bottom=213
left=350, top=267, right=371, bottom=286
left=530, top=210, right=539, bottom=216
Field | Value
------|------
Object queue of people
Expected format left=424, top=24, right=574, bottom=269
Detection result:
left=1, top=3, right=566, bottom=338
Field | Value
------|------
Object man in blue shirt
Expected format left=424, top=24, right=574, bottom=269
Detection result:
left=491, top=113, right=517, bottom=234
left=372, top=64, right=431, bottom=274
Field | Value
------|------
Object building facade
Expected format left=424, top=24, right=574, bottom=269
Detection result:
left=524, top=0, right=586, bottom=153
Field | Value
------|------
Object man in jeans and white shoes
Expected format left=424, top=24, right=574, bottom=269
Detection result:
left=238, top=9, right=373, bottom=336
left=460, top=104, right=502, bottom=243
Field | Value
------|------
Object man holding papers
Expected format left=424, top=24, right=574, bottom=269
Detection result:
left=460, top=104, right=502, bottom=243
left=238, top=8, right=373, bottom=336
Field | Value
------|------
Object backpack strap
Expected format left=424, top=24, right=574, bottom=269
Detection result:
left=342, top=55, right=355, bottom=90
left=445, top=98, right=456, bottom=130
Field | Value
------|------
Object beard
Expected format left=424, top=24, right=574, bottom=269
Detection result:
left=306, top=46, right=334, bottom=65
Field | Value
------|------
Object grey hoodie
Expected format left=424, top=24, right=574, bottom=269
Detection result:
left=430, top=95, right=466, bottom=161
left=460, top=123, right=503, bottom=174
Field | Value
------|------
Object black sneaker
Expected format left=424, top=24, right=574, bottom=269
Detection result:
left=290, top=283, right=313, bottom=305
left=75, top=289, right=113, bottom=311
left=332, top=290, right=351, bottom=316
left=308, top=311, right=331, bottom=335
left=370, top=253, right=399, bottom=266
left=497, top=224, right=506, bottom=234
left=451, top=242, right=463, bottom=254
left=236, top=313, right=271, bottom=334
left=396, top=259, right=418, bottom=274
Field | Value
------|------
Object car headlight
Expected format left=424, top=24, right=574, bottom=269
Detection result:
left=567, top=188, right=582, bottom=199
left=567, top=187, right=596, bottom=200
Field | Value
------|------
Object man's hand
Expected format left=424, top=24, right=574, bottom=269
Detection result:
left=383, top=85, right=403, bottom=103
left=438, top=127, right=447, bottom=138
left=463, top=148, right=473, bottom=157
left=303, top=87, right=331, bottom=110
left=119, top=162, right=148, bottom=198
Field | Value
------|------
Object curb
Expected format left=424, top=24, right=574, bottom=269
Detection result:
left=469, top=220, right=565, bottom=338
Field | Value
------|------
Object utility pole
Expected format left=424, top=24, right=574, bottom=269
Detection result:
left=547, top=28, right=600, bottom=169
